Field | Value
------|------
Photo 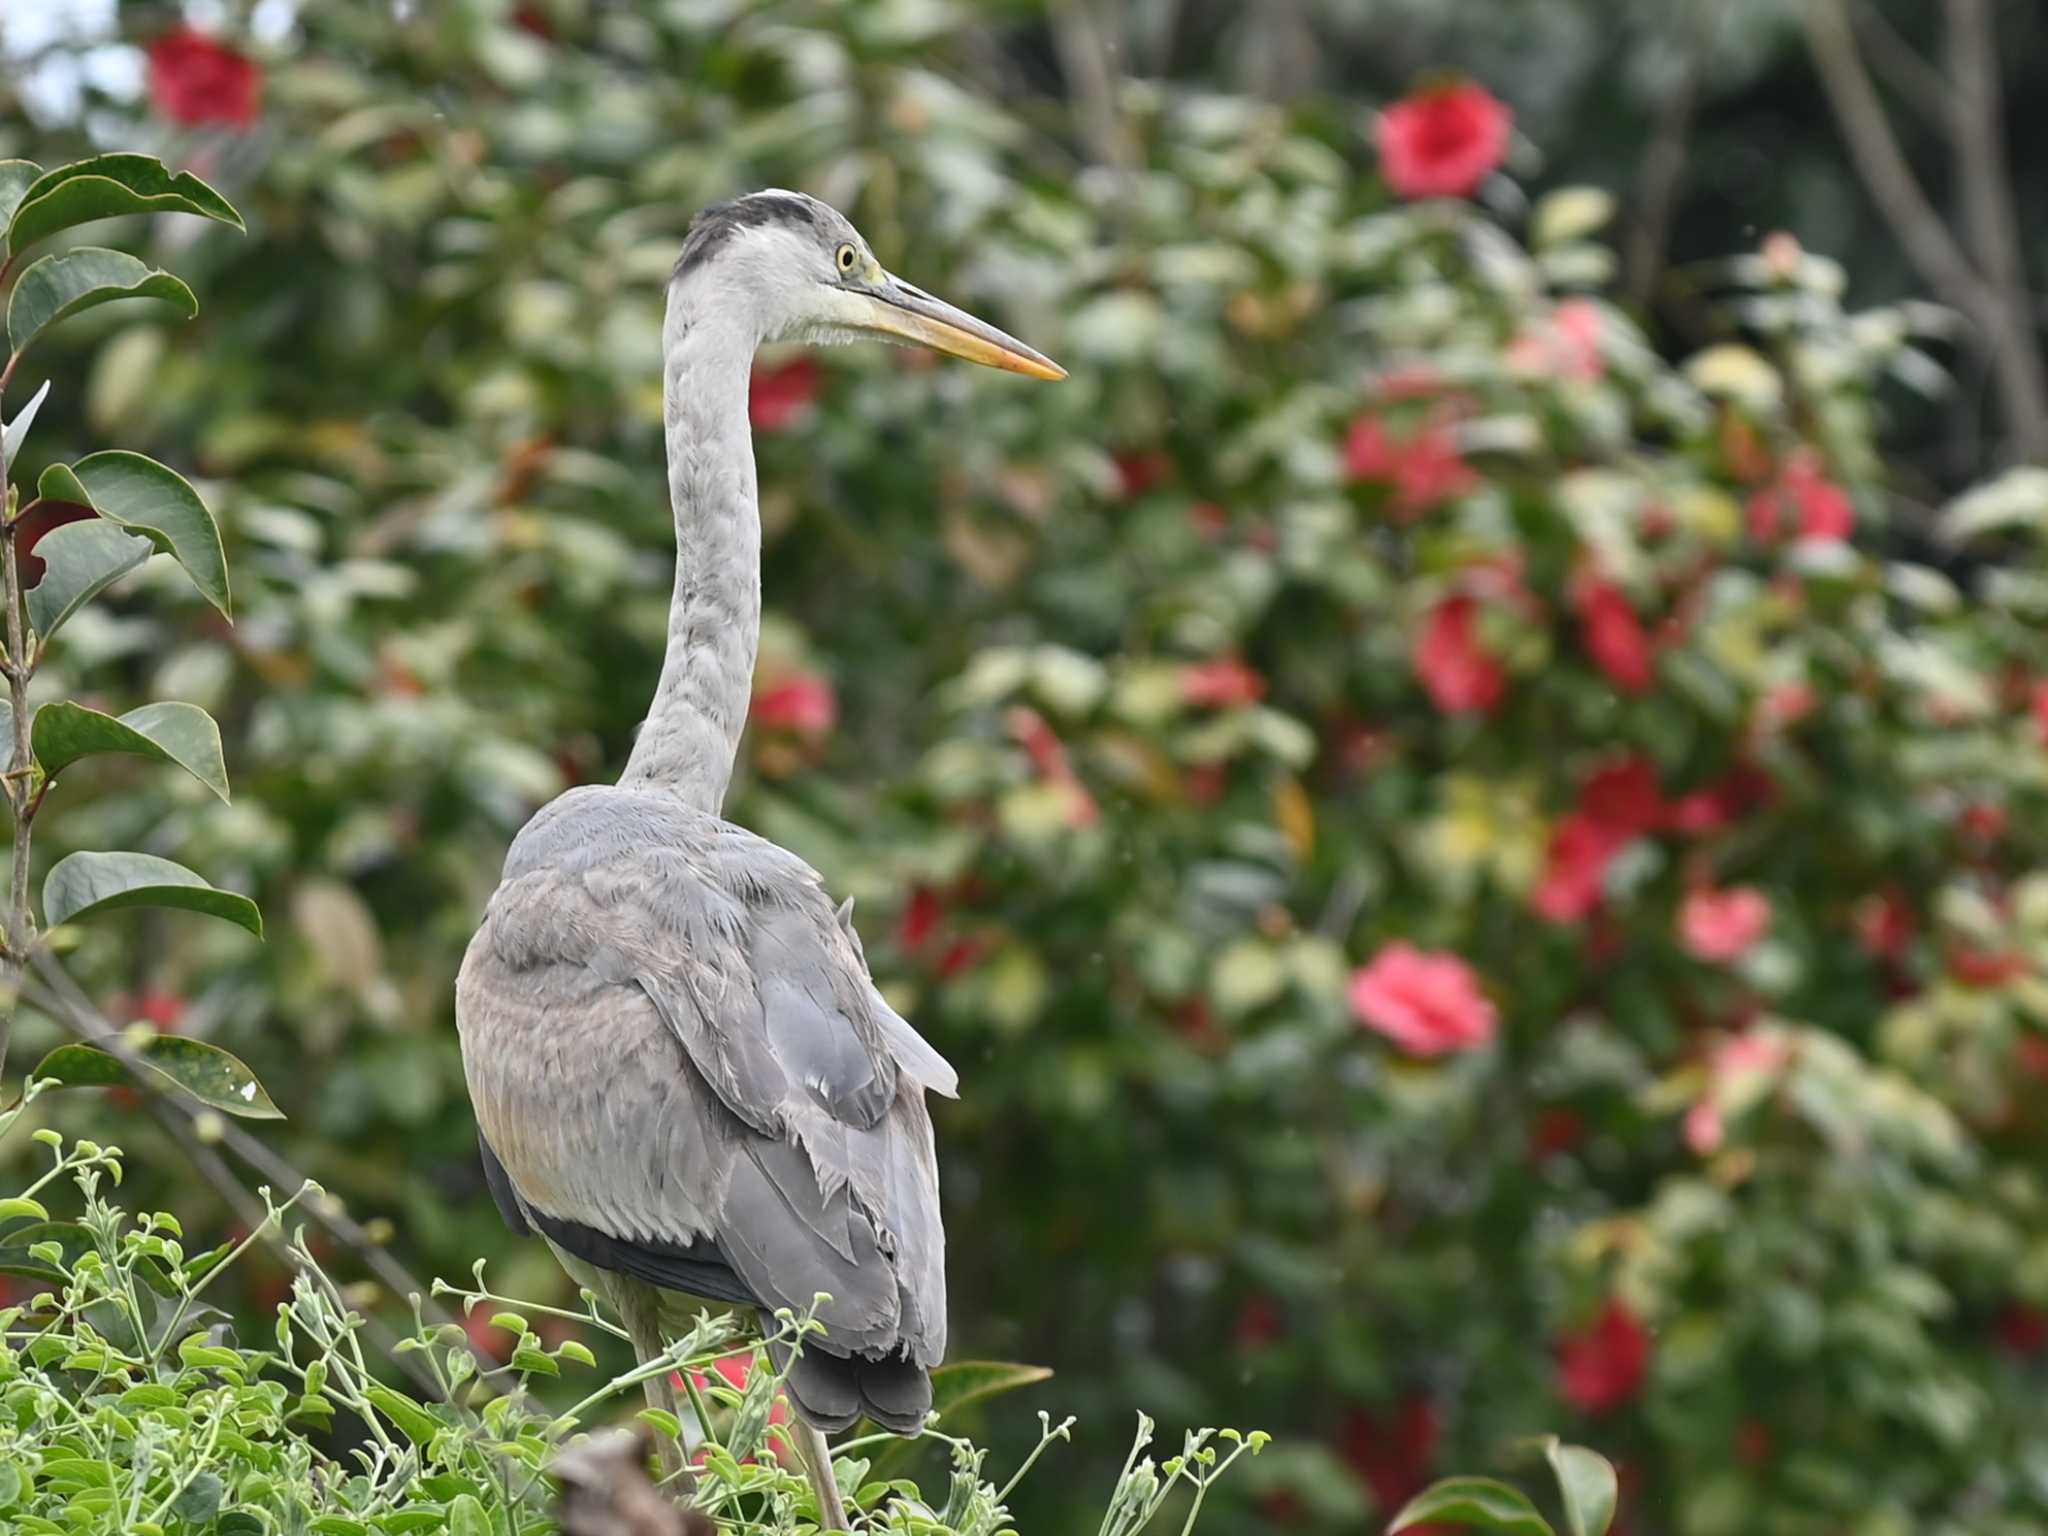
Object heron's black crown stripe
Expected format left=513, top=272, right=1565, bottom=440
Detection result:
left=673, top=191, right=830, bottom=279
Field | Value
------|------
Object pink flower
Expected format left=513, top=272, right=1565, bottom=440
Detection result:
left=753, top=673, right=837, bottom=738
left=749, top=358, right=820, bottom=431
left=1747, top=450, right=1854, bottom=543
left=1557, top=1300, right=1652, bottom=1414
left=1678, top=885, right=1771, bottom=962
left=148, top=28, right=261, bottom=129
left=1344, top=416, right=1480, bottom=518
left=1180, top=657, right=1267, bottom=708
left=1853, top=890, right=1915, bottom=960
left=1572, top=574, right=1655, bottom=694
left=1377, top=81, right=1512, bottom=200
left=1508, top=300, right=1605, bottom=383
left=1682, top=1099, right=1724, bottom=1156
left=1413, top=595, right=1507, bottom=715
left=1348, top=943, right=1498, bottom=1057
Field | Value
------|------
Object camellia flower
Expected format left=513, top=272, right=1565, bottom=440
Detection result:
left=148, top=28, right=262, bottom=129
left=748, top=357, right=821, bottom=431
left=1340, top=1396, right=1442, bottom=1519
left=674, top=1352, right=794, bottom=1465
left=1507, top=299, right=1605, bottom=383
left=752, top=672, right=837, bottom=738
left=1180, top=657, right=1267, bottom=708
left=1532, top=755, right=1668, bottom=923
left=1853, top=889, right=1915, bottom=960
left=1114, top=449, right=1174, bottom=500
left=1557, top=1299, right=1652, bottom=1414
left=1376, top=80, right=1512, bottom=200
left=1348, top=942, right=1498, bottom=1057
left=1678, top=884, right=1771, bottom=963
left=1747, top=449, right=1854, bottom=543
left=1571, top=573, right=1655, bottom=694
left=1414, top=594, right=1507, bottom=715
left=1344, top=415, right=1481, bottom=519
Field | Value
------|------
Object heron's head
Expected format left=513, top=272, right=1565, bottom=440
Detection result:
left=671, top=189, right=1065, bottom=381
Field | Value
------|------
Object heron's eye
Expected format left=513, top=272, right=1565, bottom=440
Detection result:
left=835, top=243, right=858, bottom=275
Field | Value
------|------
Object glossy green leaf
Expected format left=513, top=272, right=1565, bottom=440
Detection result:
left=33, top=699, right=230, bottom=801
left=1389, top=1477, right=1556, bottom=1536
left=365, top=1384, right=442, bottom=1447
left=0, top=158, right=41, bottom=236
left=57, top=451, right=231, bottom=616
left=6, top=154, right=243, bottom=256
left=42, top=850, right=263, bottom=937
left=1543, top=1440, right=1618, bottom=1536
left=5, top=247, right=196, bottom=354
left=0, top=1197, right=50, bottom=1223
left=930, top=1359, right=1055, bottom=1418
left=3, top=377, right=51, bottom=461
left=24, top=518, right=153, bottom=640
left=29, top=1037, right=282, bottom=1119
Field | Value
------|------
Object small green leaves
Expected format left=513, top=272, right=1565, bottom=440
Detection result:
left=5, top=154, right=244, bottom=258
left=6, top=247, right=197, bottom=354
left=1388, top=1477, right=1555, bottom=1536
left=1542, top=1439, right=1617, bottom=1536
left=42, top=850, right=263, bottom=937
left=0, top=1196, right=50, bottom=1223
left=24, top=518, right=153, bottom=639
left=0, top=158, right=42, bottom=233
left=40, top=451, right=230, bottom=615
left=30, top=1038, right=282, bottom=1119
left=33, top=699, right=230, bottom=801
left=364, top=1384, right=441, bottom=1447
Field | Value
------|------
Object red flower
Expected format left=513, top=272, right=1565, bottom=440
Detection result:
left=1532, top=813, right=1626, bottom=924
left=1344, top=415, right=1480, bottom=519
left=1377, top=81, right=1512, bottom=200
left=1757, top=683, right=1818, bottom=731
left=2032, top=680, right=2048, bottom=745
left=1180, top=657, right=1267, bottom=708
left=1950, top=947, right=2024, bottom=988
left=148, top=28, right=262, bottom=129
left=1414, top=595, right=1507, bottom=715
left=1997, top=1304, right=2048, bottom=1357
left=748, top=357, right=820, bottom=431
left=898, top=886, right=944, bottom=951
left=1340, top=1396, right=1441, bottom=1517
left=1670, top=766, right=1772, bottom=835
left=1114, top=449, right=1173, bottom=500
left=1747, top=450, right=1854, bottom=543
left=1961, top=801, right=2008, bottom=846
left=1853, top=890, right=1915, bottom=960
left=1507, top=300, right=1605, bottom=383
left=1678, top=885, right=1771, bottom=963
left=1572, top=574, right=1655, bottom=694
left=1557, top=1300, right=1652, bottom=1414
left=753, top=673, right=836, bottom=738
left=1233, top=1293, right=1285, bottom=1351
left=1348, top=943, right=1497, bottom=1057
left=1004, top=705, right=1097, bottom=828
left=1530, top=1108, right=1585, bottom=1160
left=1582, top=755, right=1667, bottom=838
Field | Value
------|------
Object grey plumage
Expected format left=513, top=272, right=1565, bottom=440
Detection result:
left=455, top=190, right=1058, bottom=1479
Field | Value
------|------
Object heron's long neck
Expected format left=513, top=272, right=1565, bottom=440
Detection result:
left=619, top=288, right=760, bottom=811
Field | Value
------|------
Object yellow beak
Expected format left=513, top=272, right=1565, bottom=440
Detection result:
left=841, top=275, right=1066, bottom=381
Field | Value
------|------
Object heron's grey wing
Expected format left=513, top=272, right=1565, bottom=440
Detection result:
left=458, top=793, right=951, bottom=1365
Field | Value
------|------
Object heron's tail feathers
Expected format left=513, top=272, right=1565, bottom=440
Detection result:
left=766, top=1321, right=932, bottom=1435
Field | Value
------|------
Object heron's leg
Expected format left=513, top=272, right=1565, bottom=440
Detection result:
left=609, top=1277, right=692, bottom=1490
left=792, top=1418, right=849, bottom=1533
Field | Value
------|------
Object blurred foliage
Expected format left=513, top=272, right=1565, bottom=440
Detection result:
left=2, top=2, right=2047, bottom=1534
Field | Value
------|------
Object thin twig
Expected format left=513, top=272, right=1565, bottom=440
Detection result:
left=1848, top=0, right=1951, bottom=128
left=1623, top=0, right=1714, bottom=311
left=1049, top=0, right=1136, bottom=198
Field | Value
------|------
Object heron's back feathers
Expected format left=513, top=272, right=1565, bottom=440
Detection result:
left=456, top=785, right=951, bottom=1426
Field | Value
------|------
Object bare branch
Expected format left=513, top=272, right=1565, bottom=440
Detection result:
left=1945, top=0, right=2048, bottom=460
left=1624, top=0, right=1716, bottom=310
left=1848, top=0, right=1951, bottom=127
left=1049, top=0, right=1136, bottom=186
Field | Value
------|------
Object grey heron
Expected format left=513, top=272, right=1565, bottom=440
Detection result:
left=454, top=190, right=1064, bottom=1525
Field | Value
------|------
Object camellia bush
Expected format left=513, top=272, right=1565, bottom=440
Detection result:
left=3, top=5, right=2047, bottom=1535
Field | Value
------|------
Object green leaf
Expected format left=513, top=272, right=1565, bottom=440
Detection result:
left=0, top=1220, right=90, bottom=1283
left=43, top=850, right=262, bottom=937
left=176, top=1334, right=244, bottom=1372
left=0, top=1197, right=49, bottom=1223
left=929, top=1359, right=1054, bottom=1418
left=3, top=378, right=51, bottom=461
left=1388, top=1477, right=1556, bottom=1536
left=6, top=247, right=196, bottom=354
left=170, top=1471, right=225, bottom=1526
left=366, top=1384, right=442, bottom=1447
left=1543, top=1441, right=1618, bottom=1536
left=5, top=153, right=243, bottom=256
left=25, top=518, right=153, bottom=640
left=29, top=1037, right=282, bottom=1119
left=446, top=1495, right=488, bottom=1536
left=0, top=158, right=42, bottom=234
left=53, top=451, right=231, bottom=616
left=32, top=699, right=230, bottom=801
